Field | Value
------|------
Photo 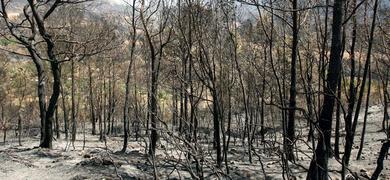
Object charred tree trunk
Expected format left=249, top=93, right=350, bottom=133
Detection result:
left=286, top=0, right=298, bottom=161
left=334, top=76, right=342, bottom=159
left=371, top=141, right=389, bottom=180
left=61, top=81, right=68, bottom=140
left=88, top=64, right=96, bottom=135
left=26, top=0, right=61, bottom=149
left=36, top=68, right=46, bottom=144
left=106, top=63, right=112, bottom=135
left=110, top=71, right=116, bottom=135
left=28, top=48, right=47, bottom=144
left=212, top=89, right=222, bottom=168
left=148, top=55, right=158, bottom=156
left=343, top=0, right=378, bottom=173
left=307, top=0, right=344, bottom=178
left=380, top=69, right=389, bottom=136
left=260, top=50, right=266, bottom=143
left=225, top=81, right=232, bottom=173
left=172, top=83, right=178, bottom=130
left=18, top=113, right=22, bottom=146
left=140, top=0, right=170, bottom=156
left=40, top=61, right=61, bottom=149
left=98, top=84, right=103, bottom=141
left=103, top=68, right=107, bottom=139
left=71, top=59, right=77, bottom=146
left=55, top=104, right=60, bottom=139
left=122, top=0, right=136, bottom=152
left=122, top=63, right=130, bottom=151
left=342, top=0, right=358, bottom=172
left=356, top=66, right=371, bottom=160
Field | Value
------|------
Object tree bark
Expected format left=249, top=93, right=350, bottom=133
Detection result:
left=287, top=0, right=298, bottom=161
left=71, top=59, right=77, bottom=147
left=18, top=113, right=22, bottom=146
left=148, top=54, right=159, bottom=156
left=343, top=0, right=378, bottom=172
left=212, top=89, right=222, bottom=168
left=356, top=66, right=371, bottom=160
left=27, top=48, right=47, bottom=145
left=334, top=76, right=342, bottom=159
left=88, top=64, right=96, bottom=135
left=307, top=0, right=344, bottom=178
left=370, top=141, right=389, bottom=180
left=122, top=0, right=137, bottom=152
left=55, top=104, right=60, bottom=139
left=40, top=61, right=61, bottom=149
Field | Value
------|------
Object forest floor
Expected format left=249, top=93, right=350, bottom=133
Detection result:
left=0, top=105, right=388, bottom=180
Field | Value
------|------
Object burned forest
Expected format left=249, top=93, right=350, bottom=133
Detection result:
left=0, top=0, right=389, bottom=179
